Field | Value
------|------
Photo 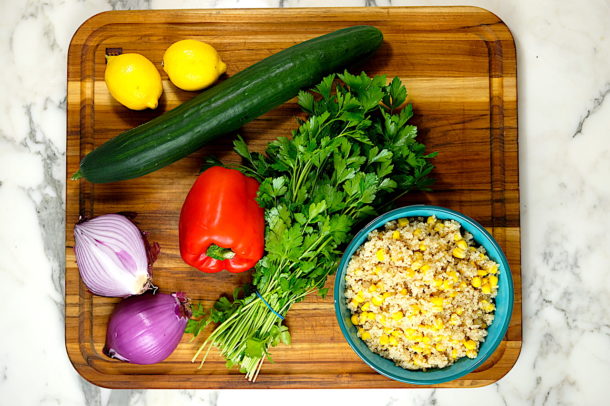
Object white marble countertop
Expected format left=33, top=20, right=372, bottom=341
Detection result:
left=1, top=0, right=609, bottom=405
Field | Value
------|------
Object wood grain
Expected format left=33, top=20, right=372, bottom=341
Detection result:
left=65, top=7, right=521, bottom=389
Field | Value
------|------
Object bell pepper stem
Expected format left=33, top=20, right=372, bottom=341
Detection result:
left=206, top=244, right=236, bottom=260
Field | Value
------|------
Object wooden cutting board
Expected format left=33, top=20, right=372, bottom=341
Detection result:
left=65, top=7, right=521, bottom=389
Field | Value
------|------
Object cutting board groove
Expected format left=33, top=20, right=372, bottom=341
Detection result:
left=65, top=7, right=520, bottom=389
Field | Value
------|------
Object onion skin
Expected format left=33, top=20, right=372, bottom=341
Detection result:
left=74, top=213, right=158, bottom=297
left=103, top=292, right=191, bottom=365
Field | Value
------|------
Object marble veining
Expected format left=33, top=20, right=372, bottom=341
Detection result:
left=0, top=0, right=609, bottom=405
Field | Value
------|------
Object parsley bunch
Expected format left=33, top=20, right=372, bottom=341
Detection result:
left=189, top=71, right=436, bottom=380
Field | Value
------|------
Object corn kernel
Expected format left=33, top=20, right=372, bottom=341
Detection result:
left=449, top=314, right=460, bottom=325
left=421, top=336, right=431, bottom=344
left=392, top=311, right=404, bottom=321
left=391, top=330, right=401, bottom=338
left=377, top=314, right=387, bottom=324
left=434, top=222, right=445, bottom=232
left=489, top=275, right=499, bottom=288
left=459, top=282, right=467, bottom=289
left=477, top=269, right=489, bottom=276
left=405, top=269, right=415, bottom=278
left=389, top=336, right=399, bottom=346
left=419, top=243, right=427, bottom=251
left=456, top=307, right=464, bottom=315
left=354, top=296, right=365, bottom=304
left=358, top=327, right=364, bottom=335
left=383, top=327, right=393, bottom=334
left=435, top=343, right=446, bottom=351
left=361, top=331, right=371, bottom=340
left=383, top=292, right=394, bottom=299
left=398, top=218, right=409, bottom=227
left=466, top=350, right=477, bottom=359
left=469, top=246, right=477, bottom=252
left=349, top=300, right=358, bottom=308
left=351, top=314, right=360, bottom=325
left=453, top=232, right=462, bottom=241
left=411, top=344, right=423, bottom=352
left=359, top=312, right=369, bottom=321
left=441, top=280, right=453, bottom=291
left=368, top=284, right=377, bottom=292
left=379, top=335, right=389, bottom=345
left=399, top=288, right=408, bottom=295
left=361, top=302, right=371, bottom=311
left=457, top=239, right=468, bottom=250
left=433, top=278, right=443, bottom=287
left=391, top=255, right=403, bottom=262
left=413, top=228, right=422, bottom=237
left=464, top=340, right=477, bottom=350
left=411, top=260, right=423, bottom=270
left=410, top=304, right=420, bottom=312
left=414, top=252, right=424, bottom=261
left=452, top=248, right=466, bottom=259
left=433, top=318, right=444, bottom=330
left=449, top=292, right=457, bottom=298
left=377, top=282, right=385, bottom=290
left=404, top=328, right=416, bottom=337
left=376, top=249, right=385, bottom=261
left=451, top=349, right=458, bottom=359
left=392, top=230, right=401, bottom=240
left=368, top=312, right=376, bottom=320
left=471, top=277, right=482, bottom=288
left=487, top=264, right=498, bottom=274
left=420, top=264, right=431, bottom=273
left=430, top=297, right=444, bottom=307
left=481, top=284, right=492, bottom=294
left=374, top=266, right=381, bottom=275
left=483, top=302, right=495, bottom=312
left=447, top=270, right=458, bottom=280
left=427, top=216, right=436, bottom=225
left=372, top=296, right=383, bottom=306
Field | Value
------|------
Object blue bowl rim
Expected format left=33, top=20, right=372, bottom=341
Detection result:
left=333, top=204, right=514, bottom=385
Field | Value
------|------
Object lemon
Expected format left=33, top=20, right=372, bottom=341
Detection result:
left=104, top=53, right=162, bottom=110
left=163, top=39, right=227, bottom=91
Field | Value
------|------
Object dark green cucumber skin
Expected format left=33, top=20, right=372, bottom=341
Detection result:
left=78, top=26, right=383, bottom=183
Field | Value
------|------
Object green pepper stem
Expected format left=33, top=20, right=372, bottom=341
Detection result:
left=206, top=244, right=236, bottom=260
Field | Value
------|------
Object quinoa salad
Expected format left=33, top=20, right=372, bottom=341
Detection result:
left=344, top=216, right=500, bottom=370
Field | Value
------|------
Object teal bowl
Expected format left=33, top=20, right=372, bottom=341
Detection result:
left=334, top=205, right=514, bottom=385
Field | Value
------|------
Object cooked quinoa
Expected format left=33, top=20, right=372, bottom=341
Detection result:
left=344, top=216, right=500, bottom=370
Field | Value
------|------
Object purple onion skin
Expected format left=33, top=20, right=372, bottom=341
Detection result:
left=103, top=292, right=191, bottom=365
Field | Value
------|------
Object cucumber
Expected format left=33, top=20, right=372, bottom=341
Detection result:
left=73, top=26, right=383, bottom=183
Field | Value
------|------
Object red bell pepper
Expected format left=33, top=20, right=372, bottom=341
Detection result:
left=179, top=166, right=265, bottom=273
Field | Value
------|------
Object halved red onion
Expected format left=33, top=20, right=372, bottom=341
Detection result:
left=103, top=292, right=191, bottom=364
left=74, top=213, right=158, bottom=297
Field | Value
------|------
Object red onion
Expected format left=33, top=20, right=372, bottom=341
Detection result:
left=74, top=213, right=159, bottom=297
left=104, top=292, right=191, bottom=365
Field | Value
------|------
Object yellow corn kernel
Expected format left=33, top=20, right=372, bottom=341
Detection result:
left=358, top=327, right=365, bottom=335
left=349, top=300, right=358, bottom=308
left=351, top=314, right=360, bottom=325
left=389, top=336, right=399, bottom=346
left=368, top=312, right=376, bottom=320
left=433, top=278, right=443, bottom=287
left=391, top=330, right=401, bottom=338
left=481, top=284, right=492, bottom=294
left=359, top=312, right=369, bottom=321
left=455, top=307, right=464, bottom=315
left=413, top=228, right=422, bottom=237
left=451, top=349, right=458, bottom=359
left=379, top=335, right=389, bottom=345
left=441, top=280, right=453, bottom=291
left=410, top=303, right=421, bottom=312
left=377, top=314, right=387, bottom=324
left=376, top=249, right=385, bottom=261
left=421, top=336, right=431, bottom=344
left=368, top=284, right=377, bottom=293
left=471, top=277, right=482, bottom=288
left=435, top=343, right=446, bottom=351
left=477, top=269, right=489, bottom=277
left=405, top=269, right=415, bottom=278
left=457, top=239, right=468, bottom=250
left=427, top=216, right=436, bottom=225
left=434, top=222, right=445, bottom=232
left=430, top=297, right=444, bottom=307
left=392, top=230, right=401, bottom=240
left=383, top=327, right=393, bottom=334
left=391, top=311, right=404, bottom=321
left=420, top=264, right=431, bottom=273
left=433, top=318, right=444, bottom=330
left=391, top=255, right=403, bottom=262
left=376, top=282, right=385, bottom=290
left=449, top=313, right=461, bottom=325
left=453, top=232, right=462, bottom=241
left=404, top=328, right=416, bottom=337
left=398, top=218, right=409, bottom=227
left=411, top=344, right=423, bottom=353
left=487, top=264, right=499, bottom=274
left=464, top=340, right=477, bottom=350
left=459, top=282, right=467, bottom=289
left=452, top=248, right=466, bottom=259
left=447, top=270, right=458, bottom=280
left=361, top=302, right=371, bottom=311
left=466, top=350, right=477, bottom=359
left=414, top=251, right=424, bottom=260
left=374, top=265, right=382, bottom=275
left=419, top=243, right=427, bottom=251
left=449, top=292, right=457, bottom=298
left=383, top=292, right=394, bottom=299
left=489, top=275, right=499, bottom=288
left=399, top=288, right=408, bottom=295
left=483, top=302, right=495, bottom=312
left=411, top=260, right=423, bottom=270
left=361, top=331, right=371, bottom=340
left=371, top=296, right=383, bottom=306
left=469, top=247, right=477, bottom=252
